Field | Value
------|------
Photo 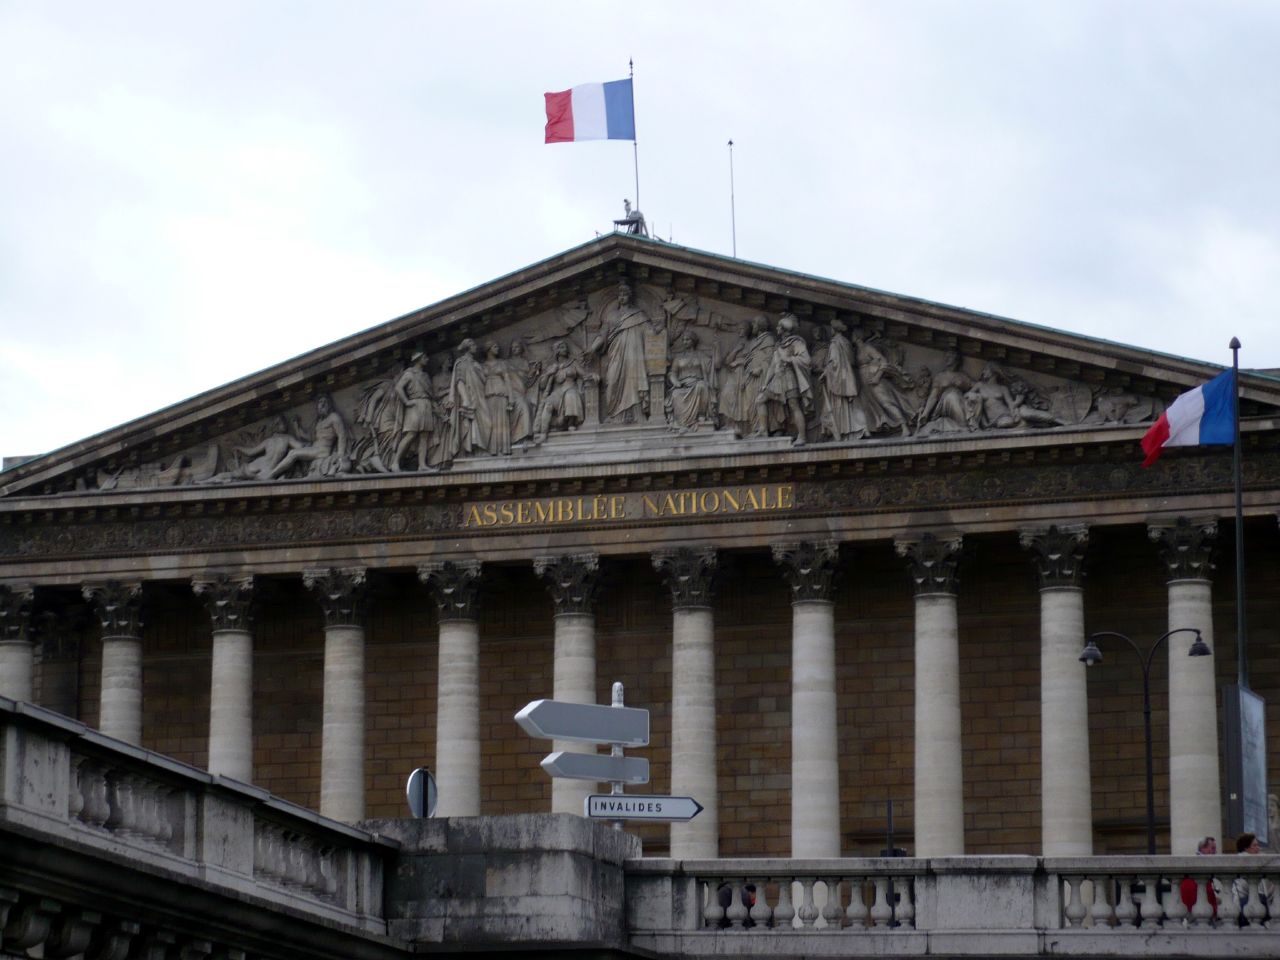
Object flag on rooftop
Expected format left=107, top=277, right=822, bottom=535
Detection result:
left=544, top=78, right=635, bottom=143
left=1140, top=369, right=1236, bottom=467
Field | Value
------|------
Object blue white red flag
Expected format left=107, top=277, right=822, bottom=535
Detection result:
left=1140, top=370, right=1235, bottom=467
left=544, top=78, right=635, bottom=143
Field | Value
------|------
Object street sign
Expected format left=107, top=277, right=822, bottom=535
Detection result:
left=515, top=699, right=649, bottom=747
left=540, top=750, right=649, bottom=784
left=586, top=794, right=703, bottom=822
left=405, top=766, right=437, bottom=819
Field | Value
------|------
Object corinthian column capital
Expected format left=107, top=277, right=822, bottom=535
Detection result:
left=0, top=584, right=34, bottom=642
left=652, top=547, right=718, bottom=609
left=82, top=582, right=143, bottom=637
left=418, top=560, right=483, bottom=621
left=771, top=540, right=840, bottom=602
left=1149, top=517, right=1217, bottom=582
left=1019, top=524, right=1089, bottom=589
left=192, top=573, right=255, bottom=632
left=534, top=554, right=601, bottom=616
left=302, top=568, right=368, bottom=627
left=895, top=533, right=963, bottom=596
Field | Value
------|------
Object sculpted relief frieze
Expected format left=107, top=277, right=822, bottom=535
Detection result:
left=3, top=451, right=1268, bottom=562
left=58, top=283, right=1168, bottom=495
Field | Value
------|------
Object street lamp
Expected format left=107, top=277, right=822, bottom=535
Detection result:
left=1079, top=628, right=1211, bottom=855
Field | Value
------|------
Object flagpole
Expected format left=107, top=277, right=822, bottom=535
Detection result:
left=1230, top=336, right=1248, bottom=688
left=728, top=139, right=737, bottom=257
left=629, top=58, right=640, bottom=213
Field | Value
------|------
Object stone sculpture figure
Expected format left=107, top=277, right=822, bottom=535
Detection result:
left=482, top=342, right=514, bottom=456
left=392, top=351, right=440, bottom=471
left=754, top=313, right=812, bottom=445
left=915, top=351, right=975, bottom=437
left=715, top=324, right=750, bottom=434
left=964, top=363, right=1061, bottom=431
left=817, top=319, right=864, bottom=441
left=589, top=281, right=657, bottom=424
left=1083, top=387, right=1165, bottom=426
left=738, top=315, right=778, bottom=437
left=666, top=331, right=717, bottom=431
left=533, top=341, right=590, bottom=442
left=852, top=331, right=915, bottom=438
left=504, top=340, right=539, bottom=444
left=268, top=394, right=350, bottom=478
left=447, top=338, right=493, bottom=458
left=203, top=416, right=304, bottom=483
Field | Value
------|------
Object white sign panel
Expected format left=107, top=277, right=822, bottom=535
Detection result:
left=540, top=751, right=650, bottom=784
left=586, top=794, right=703, bottom=821
left=515, top=699, right=649, bottom=747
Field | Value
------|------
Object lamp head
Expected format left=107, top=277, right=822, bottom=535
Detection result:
left=1188, top=630, right=1211, bottom=658
left=1079, top=639, right=1103, bottom=666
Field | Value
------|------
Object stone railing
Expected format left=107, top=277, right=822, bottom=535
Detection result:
left=0, top=695, right=399, bottom=960
left=628, top=855, right=1279, bottom=957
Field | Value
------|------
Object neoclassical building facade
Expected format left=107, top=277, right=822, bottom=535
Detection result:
left=1, top=234, right=1277, bottom=859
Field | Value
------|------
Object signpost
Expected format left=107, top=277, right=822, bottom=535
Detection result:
left=586, top=794, right=702, bottom=822
left=515, top=699, right=649, bottom=747
left=541, top=751, right=649, bottom=784
left=515, top=682, right=700, bottom=828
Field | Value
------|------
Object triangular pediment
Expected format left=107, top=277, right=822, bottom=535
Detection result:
left=4, top=234, right=1279, bottom=501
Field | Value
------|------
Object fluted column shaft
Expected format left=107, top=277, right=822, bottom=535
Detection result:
left=84, top=583, right=143, bottom=745
left=305, top=568, right=368, bottom=823
left=194, top=575, right=255, bottom=782
left=421, top=560, right=483, bottom=818
left=1021, top=525, right=1092, bottom=856
left=0, top=585, right=35, bottom=702
left=773, top=541, right=841, bottom=858
left=898, top=534, right=964, bottom=857
left=1152, top=518, right=1222, bottom=854
left=536, top=554, right=601, bottom=817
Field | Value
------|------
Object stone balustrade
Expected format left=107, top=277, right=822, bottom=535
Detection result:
left=0, top=695, right=399, bottom=960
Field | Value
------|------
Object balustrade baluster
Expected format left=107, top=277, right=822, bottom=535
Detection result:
left=1219, top=876, right=1242, bottom=928
left=773, top=877, right=795, bottom=929
left=747, top=878, right=771, bottom=930
left=1089, top=875, right=1114, bottom=928
left=1114, top=877, right=1137, bottom=928
left=893, top=877, right=914, bottom=928
left=1139, top=876, right=1163, bottom=929
left=1188, top=877, right=1213, bottom=928
left=1241, top=878, right=1267, bottom=928
left=1064, top=876, right=1087, bottom=927
left=701, top=880, right=725, bottom=929
left=797, top=878, right=819, bottom=928
left=870, top=877, right=893, bottom=928
left=1163, top=877, right=1188, bottom=926
left=725, top=881, right=749, bottom=929
left=844, top=878, right=868, bottom=929
left=821, top=880, right=843, bottom=929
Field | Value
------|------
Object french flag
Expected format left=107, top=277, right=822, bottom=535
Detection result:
left=1140, top=370, right=1236, bottom=467
left=544, top=78, right=635, bottom=143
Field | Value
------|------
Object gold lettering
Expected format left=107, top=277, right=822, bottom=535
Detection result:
left=465, top=505, right=486, bottom=527
left=743, top=487, right=761, bottom=510
left=516, top=501, right=531, bottom=525
left=591, top=496, right=607, bottom=520
left=663, top=493, right=681, bottom=516
left=778, top=484, right=795, bottom=509
left=497, top=503, right=514, bottom=524
left=760, top=485, right=777, bottom=510
left=722, top=490, right=741, bottom=511
left=700, top=490, right=721, bottom=513
left=611, top=495, right=627, bottom=519
left=482, top=503, right=499, bottom=525
left=642, top=494, right=660, bottom=516
left=530, top=501, right=549, bottom=523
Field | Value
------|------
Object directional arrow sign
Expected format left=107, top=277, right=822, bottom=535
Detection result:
left=586, top=794, right=703, bottom=822
left=540, top=751, right=650, bottom=784
left=516, top=699, right=649, bottom=747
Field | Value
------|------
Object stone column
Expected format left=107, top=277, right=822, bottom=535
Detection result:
left=192, top=574, right=255, bottom=783
left=1021, top=524, right=1092, bottom=856
left=773, top=540, right=841, bottom=858
left=303, top=567, right=369, bottom=823
left=419, top=560, right=483, bottom=818
left=83, top=582, right=144, bottom=744
left=896, top=533, right=965, bottom=857
left=0, top=585, right=35, bottom=702
left=1150, top=517, right=1222, bottom=855
left=654, top=547, right=720, bottom=858
left=534, top=553, right=601, bottom=817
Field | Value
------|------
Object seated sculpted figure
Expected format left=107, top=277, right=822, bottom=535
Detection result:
left=203, top=415, right=304, bottom=483
left=665, top=331, right=716, bottom=431
left=532, top=340, right=590, bottom=442
left=915, top=351, right=974, bottom=437
left=268, top=394, right=351, bottom=478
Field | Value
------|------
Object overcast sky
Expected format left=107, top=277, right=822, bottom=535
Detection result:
left=3, top=0, right=1278, bottom=459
